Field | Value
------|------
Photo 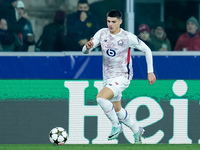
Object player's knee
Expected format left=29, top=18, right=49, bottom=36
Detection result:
left=96, top=92, right=113, bottom=100
left=96, top=97, right=105, bottom=105
left=96, top=93, right=101, bottom=99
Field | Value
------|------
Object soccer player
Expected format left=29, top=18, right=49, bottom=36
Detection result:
left=82, top=9, right=156, bottom=144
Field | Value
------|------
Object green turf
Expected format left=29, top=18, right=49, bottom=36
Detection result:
left=0, top=144, right=200, bottom=150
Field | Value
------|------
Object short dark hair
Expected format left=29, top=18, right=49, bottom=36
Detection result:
left=78, top=0, right=89, bottom=4
left=107, top=9, right=122, bottom=19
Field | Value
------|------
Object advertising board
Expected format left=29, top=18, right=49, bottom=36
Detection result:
left=0, top=80, right=199, bottom=144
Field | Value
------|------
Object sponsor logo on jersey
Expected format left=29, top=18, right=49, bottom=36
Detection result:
left=106, top=49, right=116, bottom=57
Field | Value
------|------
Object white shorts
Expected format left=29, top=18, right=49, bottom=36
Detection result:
left=103, top=76, right=130, bottom=102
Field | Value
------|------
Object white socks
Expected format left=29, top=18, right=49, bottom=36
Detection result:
left=97, top=98, right=119, bottom=127
left=97, top=97, right=138, bottom=133
left=116, top=107, right=139, bottom=133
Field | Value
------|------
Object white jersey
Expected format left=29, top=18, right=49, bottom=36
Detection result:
left=82, top=28, right=153, bottom=80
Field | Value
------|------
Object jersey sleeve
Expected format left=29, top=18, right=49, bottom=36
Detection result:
left=128, top=33, right=154, bottom=73
left=82, top=29, right=102, bottom=54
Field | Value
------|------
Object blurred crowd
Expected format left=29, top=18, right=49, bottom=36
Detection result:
left=137, top=16, right=200, bottom=52
left=0, top=0, right=200, bottom=52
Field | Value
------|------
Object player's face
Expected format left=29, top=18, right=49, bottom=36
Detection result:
left=107, top=17, right=122, bottom=34
left=187, top=22, right=198, bottom=34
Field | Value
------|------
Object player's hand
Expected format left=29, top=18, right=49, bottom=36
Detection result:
left=85, top=38, right=94, bottom=50
left=148, top=72, right=156, bottom=85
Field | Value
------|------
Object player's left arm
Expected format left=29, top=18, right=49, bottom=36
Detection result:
left=148, top=72, right=156, bottom=85
left=129, top=33, right=156, bottom=85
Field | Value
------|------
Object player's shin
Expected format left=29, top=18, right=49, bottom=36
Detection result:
left=97, top=97, right=119, bottom=127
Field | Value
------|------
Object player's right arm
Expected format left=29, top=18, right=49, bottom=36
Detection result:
left=82, top=29, right=102, bottom=54
left=85, top=38, right=94, bottom=50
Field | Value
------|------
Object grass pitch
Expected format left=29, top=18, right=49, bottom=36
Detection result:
left=0, top=144, right=200, bottom=150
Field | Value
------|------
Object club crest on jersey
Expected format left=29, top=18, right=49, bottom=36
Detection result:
left=118, top=40, right=124, bottom=46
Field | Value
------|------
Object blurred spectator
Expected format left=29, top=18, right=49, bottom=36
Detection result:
left=65, top=0, right=99, bottom=51
left=0, top=0, right=19, bottom=33
left=137, top=24, right=155, bottom=50
left=16, top=1, right=35, bottom=51
left=150, top=21, right=172, bottom=51
left=35, top=10, right=66, bottom=51
left=174, top=16, right=200, bottom=51
left=0, top=17, right=16, bottom=51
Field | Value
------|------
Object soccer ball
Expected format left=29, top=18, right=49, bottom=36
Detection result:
left=49, top=127, right=68, bottom=145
